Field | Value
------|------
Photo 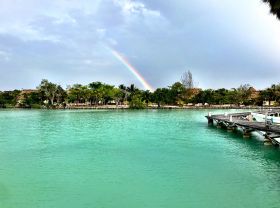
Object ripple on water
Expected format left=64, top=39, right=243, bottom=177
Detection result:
left=0, top=109, right=280, bottom=208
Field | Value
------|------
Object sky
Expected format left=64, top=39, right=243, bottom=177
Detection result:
left=0, top=0, right=280, bottom=91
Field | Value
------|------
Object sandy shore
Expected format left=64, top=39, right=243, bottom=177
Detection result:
left=64, top=105, right=280, bottom=110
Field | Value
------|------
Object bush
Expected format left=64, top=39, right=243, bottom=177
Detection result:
left=129, top=94, right=146, bottom=109
left=31, top=104, right=42, bottom=109
left=5, top=104, right=16, bottom=108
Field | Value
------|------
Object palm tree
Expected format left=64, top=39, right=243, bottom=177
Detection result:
left=142, top=90, right=151, bottom=107
left=263, top=0, right=280, bottom=19
left=119, top=84, right=129, bottom=104
left=127, top=84, right=136, bottom=94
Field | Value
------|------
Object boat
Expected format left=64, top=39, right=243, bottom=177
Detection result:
left=251, top=111, right=280, bottom=125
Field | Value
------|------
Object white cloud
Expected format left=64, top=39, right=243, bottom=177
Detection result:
left=0, top=0, right=101, bottom=43
left=1, top=0, right=280, bottom=90
left=0, top=0, right=164, bottom=44
left=0, top=23, right=60, bottom=42
left=113, top=0, right=161, bottom=17
left=52, top=14, right=77, bottom=25
left=96, top=28, right=107, bottom=38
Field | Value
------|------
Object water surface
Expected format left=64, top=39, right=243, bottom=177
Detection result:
left=0, top=109, right=280, bottom=208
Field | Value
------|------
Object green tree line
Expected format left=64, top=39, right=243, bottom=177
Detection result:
left=1, top=78, right=280, bottom=109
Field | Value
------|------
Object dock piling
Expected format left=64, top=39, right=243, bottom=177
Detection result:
left=205, top=111, right=280, bottom=146
left=243, top=129, right=251, bottom=138
left=227, top=126, right=235, bottom=132
left=264, top=136, right=273, bottom=146
left=207, top=112, right=214, bottom=125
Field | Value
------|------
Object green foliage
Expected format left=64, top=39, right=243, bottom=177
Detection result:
left=111, top=88, right=124, bottom=106
left=37, top=79, right=66, bottom=106
left=30, top=104, right=42, bottom=109
left=0, top=92, right=5, bottom=107
left=67, top=84, right=90, bottom=103
left=0, top=90, right=21, bottom=107
left=129, top=94, right=146, bottom=109
left=3, top=78, right=280, bottom=109
left=152, top=88, right=172, bottom=107
left=67, top=82, right=123, bottom=106
left=170, top=82, right=186, bottom=104
left=141, top=90, right=152, bottom=106
left=263, top=0, right=280, bottom=19
left=18, top=92, right=41, bottom=108
left=259, top=84, right=280, bottom=105
left=192, top=84, right=257, bottom=105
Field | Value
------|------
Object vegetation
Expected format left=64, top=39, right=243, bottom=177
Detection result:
left=181, top=70, right=194, bottom=89
left=1, top=72, right=280, bottom=109
left=1, top=2, right=279, bottom=109
left=129, top=94, right=146, bottom=109
left=37, top=79, right=66, bottom=107
left=0, top=90, right=21, bottom=108
left=263, top=0, right=280, bottom=19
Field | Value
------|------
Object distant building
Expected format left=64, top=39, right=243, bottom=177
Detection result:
left=263, top=100, right=277, bottom=106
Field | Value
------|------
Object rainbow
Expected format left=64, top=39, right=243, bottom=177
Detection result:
left=109, top=48, right=154, bottom=92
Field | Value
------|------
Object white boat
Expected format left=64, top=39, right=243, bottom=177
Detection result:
left=251, top=111, right=280, bottom=125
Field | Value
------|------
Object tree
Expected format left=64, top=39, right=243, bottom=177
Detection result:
left=129, top=94, right=145, bottom=109
left=142, top=90, right=152, bottom=107
left=37, top=79, right=60, bottom=105
left=263, top=0, right=280, bottom=19
left=152, top=88, right=171, bottom=107
left=127, top=84, right=136, bottom=94
left=237, top=84, right=253, bottom=105
left=67, top=84, right=90, bottom=104
left=17, top=92, right=41, bottom=108
left=0, top=90, right=21, bottom=107
left=275, top=84, right=280, bottom=102
left=259, top=84, right=280, bottom=105
left=89, top=82, right=103, bottom=90
left=0, top=92, right=5, bottom=107
left=111, top=88, right=124, bottom=107
left=181, top=70, right=194, bottom=89
left=56, top=85, right=67, bottom=104
left=88, top=82, right=103, bottom=105
left=169, top=82, right=185, bottom=105
left=88, top=82, right=116, bottom=105
left=119, top=84, right=129, bottom=104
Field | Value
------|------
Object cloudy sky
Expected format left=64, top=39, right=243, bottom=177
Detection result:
left=0, top=0, right=280, bottom=90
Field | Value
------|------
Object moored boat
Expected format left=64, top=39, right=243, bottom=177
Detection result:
left=251, top=111, right=280, bottom=125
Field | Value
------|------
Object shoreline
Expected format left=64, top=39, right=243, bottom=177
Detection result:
left=1, top=105, right=280, bottom=110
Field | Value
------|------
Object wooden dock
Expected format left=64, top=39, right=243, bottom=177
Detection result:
left=206, top=111, right=280, bottom=146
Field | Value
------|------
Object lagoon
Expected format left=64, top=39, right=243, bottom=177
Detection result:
left=0, top=109, right=280, bottom=208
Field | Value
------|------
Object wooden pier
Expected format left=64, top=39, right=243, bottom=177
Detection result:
left=206, top=111, right=280, bottom=146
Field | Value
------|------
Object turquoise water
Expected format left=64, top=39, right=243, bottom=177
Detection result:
left=0, top=109, right=280, bottom=208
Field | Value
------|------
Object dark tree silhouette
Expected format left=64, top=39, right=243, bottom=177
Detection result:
left=263, top=0, right=280, bottom=19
